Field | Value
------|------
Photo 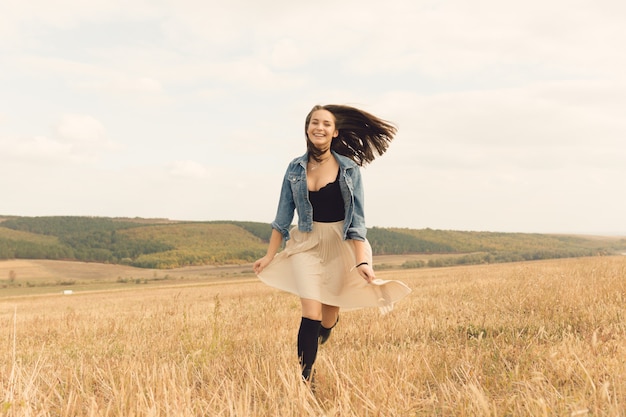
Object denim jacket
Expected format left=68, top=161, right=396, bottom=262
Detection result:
left=271, top=150, right=367, bottom=242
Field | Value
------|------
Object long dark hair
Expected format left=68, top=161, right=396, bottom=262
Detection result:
left=305, top=104, right=397, bottom=166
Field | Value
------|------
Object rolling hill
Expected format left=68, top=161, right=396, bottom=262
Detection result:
left=1, top=216, right=624, bottom=269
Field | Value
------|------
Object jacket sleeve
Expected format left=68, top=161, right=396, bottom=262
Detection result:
left=346, top=167, right=367, bottom=241
left=270, top=166, right=296, bottom=241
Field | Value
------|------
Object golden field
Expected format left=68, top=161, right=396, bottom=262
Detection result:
left=1, top=256, right=625, bottom=416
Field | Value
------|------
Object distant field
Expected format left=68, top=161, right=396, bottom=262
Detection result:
left=0, top=259, right=258, bottom=297
left=1, top=256, right=625, bottom=415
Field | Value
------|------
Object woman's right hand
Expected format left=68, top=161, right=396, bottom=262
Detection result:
left=254, top=229, right=283, bottom=275
left=253, top=255, right=272, bottom=274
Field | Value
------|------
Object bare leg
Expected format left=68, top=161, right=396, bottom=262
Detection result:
left=318, top=304, right=340, bottom=345
left=321, top=304, right=339, bottom=328
left=300, top=298, right=322, bottom=320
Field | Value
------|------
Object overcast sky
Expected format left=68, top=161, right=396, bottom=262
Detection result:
left=1, top=0, right=624, bottom=235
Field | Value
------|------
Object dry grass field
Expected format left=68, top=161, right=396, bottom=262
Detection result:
left=1, top=256, right=625, bottom=416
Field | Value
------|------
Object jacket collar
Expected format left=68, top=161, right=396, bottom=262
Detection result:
left=296, top=150, right=358, bottom=169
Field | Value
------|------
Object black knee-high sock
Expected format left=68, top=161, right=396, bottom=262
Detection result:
left=319, top=315, right=339, bottom=345
left=297, top=317, right=321, bottom=377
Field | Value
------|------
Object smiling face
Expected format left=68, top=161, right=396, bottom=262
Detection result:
left=306, top=109, right=338, bottom=152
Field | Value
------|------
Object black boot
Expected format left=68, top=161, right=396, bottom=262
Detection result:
left=319, top=315, right=339, bottom=345
left=297, top=317, right=321, bottom=381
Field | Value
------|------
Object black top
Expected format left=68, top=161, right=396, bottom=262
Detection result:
left=309, top=173, right=345, bottom=222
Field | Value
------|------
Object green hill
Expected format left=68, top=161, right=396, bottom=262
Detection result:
left=1, top=216, right=624, bottom=269
left=383, top=228, right=623, bottom=267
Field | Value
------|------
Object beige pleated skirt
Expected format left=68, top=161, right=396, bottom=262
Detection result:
left=257, top=221, right=411, bottom=314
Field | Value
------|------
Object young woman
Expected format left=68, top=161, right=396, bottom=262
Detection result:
left=253, top=104, right=411, bottom=382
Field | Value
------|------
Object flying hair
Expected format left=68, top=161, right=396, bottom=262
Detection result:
left=305, top=104, right=397, bottom=166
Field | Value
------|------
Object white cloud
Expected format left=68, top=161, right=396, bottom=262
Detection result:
left=0, top=135, right=74, bottom=163
left=339, top=0, right=626, bottom=79
left=381, top=79, right=625, bottom=153
left=0, top=0, right=161, bottom=29
left=10, top=54, right=165, bottom=101
left=74, top=76, right=163, bottom=95
left=55, top=113, right=119, bottom=152
left=270, top=38, right=308, bottom=70
left=0, top=114, right=119, bottom=165
left=167, top=160, right=210, bottom=179
left=55, top=114, right=105, bottom=143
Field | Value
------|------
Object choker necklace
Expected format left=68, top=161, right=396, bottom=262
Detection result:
left=309, top=156, right=331, bottom=170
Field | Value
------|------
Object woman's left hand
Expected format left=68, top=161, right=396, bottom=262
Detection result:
left=357, top=263, right=375, bottom=283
